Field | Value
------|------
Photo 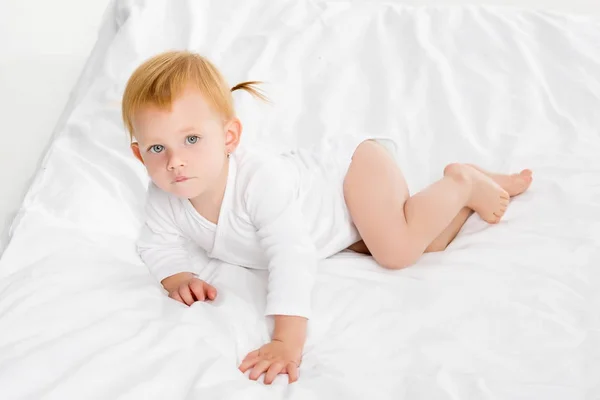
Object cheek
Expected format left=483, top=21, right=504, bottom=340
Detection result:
left=191, top=142, right=221, bottom=164
left=143, top=155, right=165, bottom=175
left=201, top=148, right=225, bottom=167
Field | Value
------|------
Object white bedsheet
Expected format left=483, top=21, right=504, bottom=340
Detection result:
left=1, top=0, right=600, bottom=398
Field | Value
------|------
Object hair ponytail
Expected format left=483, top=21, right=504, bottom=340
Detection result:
left=231, top=81, right=270, bottom=103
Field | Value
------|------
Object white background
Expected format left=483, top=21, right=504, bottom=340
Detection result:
left=0, top=0, right=599, bottom=251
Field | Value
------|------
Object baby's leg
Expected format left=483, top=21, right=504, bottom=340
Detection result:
left=421, top=166, right=533, bottom=252
left=348, top=208, right=472, bottom=255
left=347, top=163, right=533, bottom=256
left=343, top=141, right=510, bottom=269
left=424, top=207, right=473, bottom=252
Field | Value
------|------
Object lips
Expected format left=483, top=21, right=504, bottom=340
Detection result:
left=174, top=176, right=189, bottom=183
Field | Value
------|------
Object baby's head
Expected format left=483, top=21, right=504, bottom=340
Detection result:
left=122, top=50, right=266, bottom=199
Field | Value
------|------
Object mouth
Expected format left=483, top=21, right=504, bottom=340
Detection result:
left=174, top=176, right=190, bottom=183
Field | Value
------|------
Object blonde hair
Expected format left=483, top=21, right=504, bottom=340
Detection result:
left=122, top=50, right=268, bottom=142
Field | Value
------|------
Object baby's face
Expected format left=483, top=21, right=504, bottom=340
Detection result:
left=131, top=87, right=235, bottom=199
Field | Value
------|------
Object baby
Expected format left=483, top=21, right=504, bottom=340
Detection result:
left=122, top=51, right=532, bottom=385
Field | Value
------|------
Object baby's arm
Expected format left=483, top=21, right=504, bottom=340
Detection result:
left=238, top=160, right=317, bottom=384
left=138, top=184, right=215, bottom=305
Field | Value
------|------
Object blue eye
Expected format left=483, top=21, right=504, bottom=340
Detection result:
left=149, top=144, right=164, bottom=154
left=186, top=135, right=199, bottom=145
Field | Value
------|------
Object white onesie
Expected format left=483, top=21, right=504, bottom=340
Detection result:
left=137, top=136, right=398, bottom=319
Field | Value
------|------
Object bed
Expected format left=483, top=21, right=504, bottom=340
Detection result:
left=1, top=0, right=599, bottom=398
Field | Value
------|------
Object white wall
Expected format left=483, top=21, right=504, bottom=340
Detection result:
left=0, top=0, right=111, bottom=250
left=0, top=0, right=599, bottom=252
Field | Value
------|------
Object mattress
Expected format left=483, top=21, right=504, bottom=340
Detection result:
left=1, top=0, right=599, bottom=398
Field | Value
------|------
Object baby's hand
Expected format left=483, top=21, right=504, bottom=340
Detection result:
left=239, top=340, right=302, bottom=384
left=161, top=272, right=217, bottom=306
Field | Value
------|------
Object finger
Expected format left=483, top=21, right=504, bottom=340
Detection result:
left=178, top=285, right=195, bottom=306
left=264, top=362, right=285, bottom=385
left=249, top=360, right=272, bottom=381
left=204, top=283, right=217, bottom=300
left=169, top=291, right=184, bottom=305
left=239, top=357, right=259, bottom=374
left=243, top=350, right=260, bottom=361
left=239, top=351, right=261, bottom=373
left=189, top=280, right=206, bottom=301
left=287, top=362, right=299, bottom=383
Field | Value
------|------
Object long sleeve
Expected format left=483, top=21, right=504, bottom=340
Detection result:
left=244, top=161, right=318, bottom=319
left=137, top=184, right=197, bottom=283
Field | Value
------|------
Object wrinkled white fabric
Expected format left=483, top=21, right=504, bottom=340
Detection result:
left=1, top=0, right=600, bottom=398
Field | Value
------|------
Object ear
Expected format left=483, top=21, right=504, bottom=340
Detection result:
left=224, top=118, right=242, bottom=154
left=131, top=142, right=144, bottom=164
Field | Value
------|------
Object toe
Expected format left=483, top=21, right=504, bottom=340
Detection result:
left=482, top=214, right=496, bottom=224
left=491, top=209, right=505, bottom=222
left=520, top=169, right=533, bottom=177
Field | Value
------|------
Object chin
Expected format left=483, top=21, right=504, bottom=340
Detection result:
left=152, top=179, right=201, bottom=199
left=170, top=184, right=204, bottom=199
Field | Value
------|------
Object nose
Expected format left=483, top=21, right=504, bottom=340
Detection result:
left=166, top=149, right=186, bottom=170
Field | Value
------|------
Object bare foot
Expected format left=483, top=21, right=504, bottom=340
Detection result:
left=468, top=164, right=533, bottom=197
left=444, top=163, right=510, bottom=224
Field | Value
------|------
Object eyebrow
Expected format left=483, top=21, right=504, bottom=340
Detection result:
left=178, top=126, right=197, bottom=133
left=141, top=126, right=200, bottom=145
